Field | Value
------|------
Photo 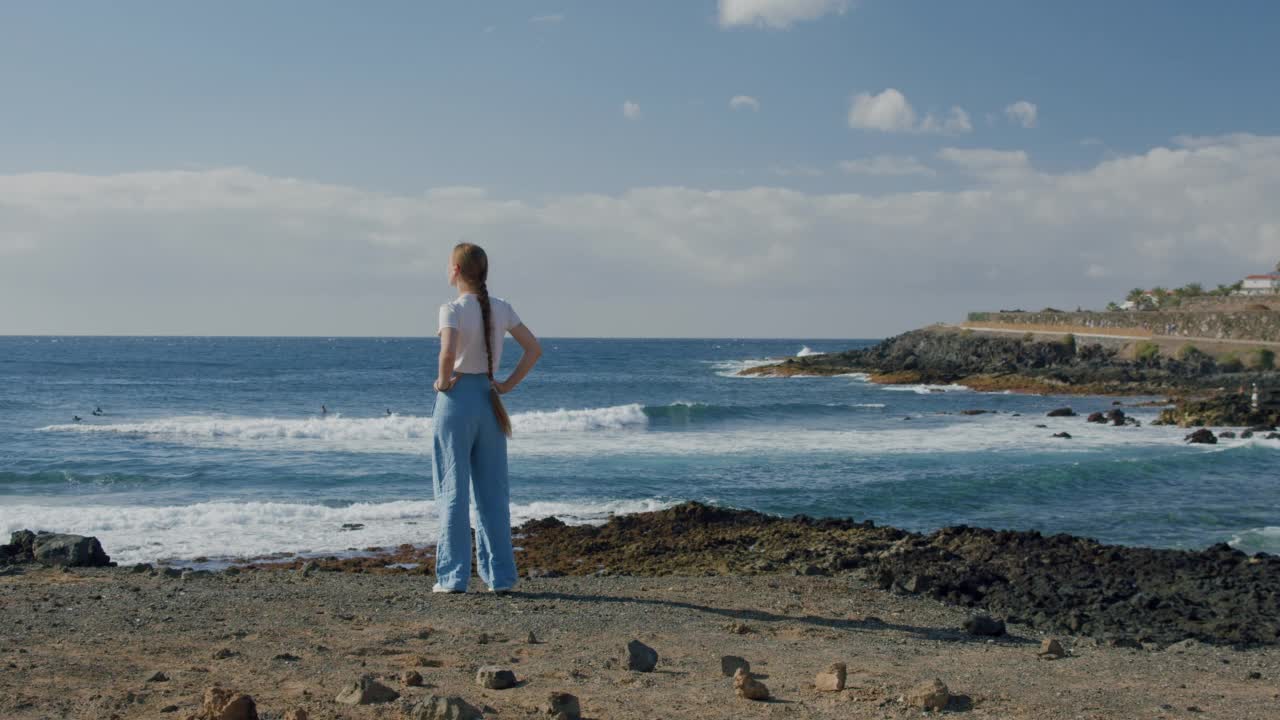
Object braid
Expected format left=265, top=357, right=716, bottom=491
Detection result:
left=477, top=281, right=495, bottom=382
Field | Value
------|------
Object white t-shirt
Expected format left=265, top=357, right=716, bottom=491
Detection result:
left=437, top=294, right=522, bottom=375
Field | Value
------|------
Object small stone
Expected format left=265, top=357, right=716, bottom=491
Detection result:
left=475, top=665, right=517, bottom=690
left=814, top=662, right=846, bottom=692
left=1248, top=671, right=1263, bottom=680
left=526, top=631, right=538, bottom=644
left=1108, top=637, right=1142, bottom=649
left=906, top=678, right=950, bottom=711
left=625, top=640, right=658, bottom=672
left=131, top=563, right=153, bottom=574
left=146, top=670, right=169, bottom=682
left=545, top=691, right=582, bottom=720
left=1052, top=431, right=1072, bottom=439
left=300, top=560, right=321, bottom=576
left=273, top=653, right=301, bottom=662
left=401, top=670, right=424, bottom=687
left=335, top=675, right=401, bottom=705
left=223, top=566, right=241, bottom=576
left=284, top=710, right=308, bottom=720
left=160, top=705, right=179, bottom=713
left=726, top=622, right=754, bottom=635
left=963, top=614, right=1006, bottom=637
left=162, top=567, right=182, bottom=578
left=196, top=686, right=258, bottom=720
left=1046, top=407, right=1076, bottom=417
left=734, top=667, right=770, bottom=701
left=720, top=655, right=750, bottom=677
left=212, top=648, right=237, bottom=660
left=1039, top=638, right=1067, bottom=659
left=415, top=627, right=434, bottom=640
left=404, top=695, right=483, bottom=720
left=477, top=632, right=491, bottom=644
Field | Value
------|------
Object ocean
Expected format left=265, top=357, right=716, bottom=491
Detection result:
left=2, top=335, right=1278, bottom=566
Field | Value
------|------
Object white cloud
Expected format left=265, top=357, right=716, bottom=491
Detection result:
left=1004, top=100, right=1038, bottom=128
left=622, top=100, right=641, bottom=120
left=937, top=147, right=1032, bottom=182
left=4, top=135, right=1280, bottom=336
left=718, top=0, right=850, bottom=29
left=849, top=89, right=971, bottom=135
left=729, top=95, right=761, bottom=112
left=839, top=155, right=936, bottom=177
left=529, top=14, right=563, bottom=24
left=771, top=164, right=824, bottom=177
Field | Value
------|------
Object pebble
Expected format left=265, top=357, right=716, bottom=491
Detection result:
left=415, top=626, right=434, bottom=640
left=814, top=662, right=847, bottom=692
left=545, top=691, right=582, bottom=720
left=734, top=667, right=770, bottom=701
left=1248, top=671, right=1263, bottom=680
left=906, top=678, right=950, bottom=711
left=626, top=639, right=658, bottom=672
left=335, top=675, right=401, bottom=705
left=131, top=563, right=153, bottom=574
left=196, top=687, right=258, bottom=720
left=400, top=670, right=424, bottom=687
left=146, top=670, right=169, bottom=682
left=1038, top=638, right=1067, bottom=659
left=212, top=648, right=237, bottom=660
left=720, top=655, right=750, bottom=677
left=405, top=694, right=483, bottom=720
left=963, top=614, right=1006, bottom=637
left=476, top=665, right=518, bottom=690
left=526, top=631, right=538, bottom=644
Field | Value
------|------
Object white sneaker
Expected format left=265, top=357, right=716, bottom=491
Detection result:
left=432, top=585, right=463, bottom=594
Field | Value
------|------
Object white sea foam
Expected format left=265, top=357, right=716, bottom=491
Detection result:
left=38, top=407, right=1269, bottom=460
left=1229, top=526, right=1280, bottom=554
left=40, top=404, right=649, bottom=442
left=707, top=358, right=780, bottom=378
left=796, top=345, right=823, bottom=357
left=880, top=383, right=972, bottom=394
left=0, top=497, right=676, bottom=565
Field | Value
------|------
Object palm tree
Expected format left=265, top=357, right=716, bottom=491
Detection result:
left=1126, top=288, right=1145, bottom=304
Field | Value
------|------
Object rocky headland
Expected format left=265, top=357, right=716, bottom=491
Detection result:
left=741, top=326, right=1280, bottom=402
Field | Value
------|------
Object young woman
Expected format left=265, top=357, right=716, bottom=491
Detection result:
left=432, top=242, right=542, bottom=593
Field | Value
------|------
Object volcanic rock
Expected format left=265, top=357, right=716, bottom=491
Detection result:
left=733, top=668, right=769, bottom=701
left=625, top=639, right=658, bottom=672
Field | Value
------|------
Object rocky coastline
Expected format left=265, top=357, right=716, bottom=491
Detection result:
left=5, top=504, right=1280, bottom=718
left=741, top=326, right=1280, bottom=403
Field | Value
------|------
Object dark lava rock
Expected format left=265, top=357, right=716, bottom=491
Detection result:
left=1106, top=409, right=1127, bottom=426
left=1185, top=428, right=1218, bottom=444
left=512, top=502, right=1280, bottom=647
left=963, top=614, right=1006, bottom=637
left=1087, top=412, right=1107, bottom=423
left=625, top=639, right=658, bottom=672
left=1047, top=407, right=1077, bottom=417
left=1268, top=432, right=1280, bottom=440
left=960, top=409, right=992, bottom=415
left=1052, top=432, right=1072, bottom=439
left=1219, top=431, right=1237, bottom=439
left=0, top=530, right=111, bottom=567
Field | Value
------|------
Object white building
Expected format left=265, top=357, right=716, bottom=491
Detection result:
left=1241, top=274, right=1280, bottom=295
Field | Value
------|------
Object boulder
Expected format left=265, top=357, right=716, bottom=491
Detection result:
left=1185, top=428, right=1217, bottom=444
left=906, top=678, right=950, bottom=711
left=475, top=666, right=517, bottom=690
left=719, top=655, right=750, bottom=677
left=1052, top=432, right=1072, bottom=439
left=814, top=662, right=847, bottom=692
left=1087, top=412, right=1106, bottom=423
left=625, top=639, right=658, bottom=672
left=1219, top=431, right=1237, bottom=439
left=963, top=614, right=1006, bottom=637
left=1046, top=407, right=1076, bottom=417
left=0, top=530, right=111, bottom=567
left=335, top=675, right=400, bottom=705
left=193, top=686, right=258, bottom=720
left=400, top=670, right=424, bottom=687
left=733, top=668, right=769, bottom=701
left=1106, top=408, right=1127, bottom=426
left=404, top=695, right=483, bottom=720
left=544, top=692, right=582, bottom=720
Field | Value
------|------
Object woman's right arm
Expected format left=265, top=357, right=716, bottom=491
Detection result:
left=435, top=327, right=460, bottom=392
left=497, top=324, right=541, bottom=394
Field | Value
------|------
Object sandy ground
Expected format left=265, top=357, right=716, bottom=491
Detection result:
left=2, top=567, right=1278, bottom=719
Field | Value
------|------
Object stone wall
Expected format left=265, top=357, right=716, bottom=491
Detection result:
left=1178, top=295, right=1280, bottom=312
left=964, top=310, right=1280, bottom=343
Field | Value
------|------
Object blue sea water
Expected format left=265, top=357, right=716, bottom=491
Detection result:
left=2, top=336, right=1278, bottom=565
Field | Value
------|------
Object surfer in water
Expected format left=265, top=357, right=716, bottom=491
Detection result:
left=72, top=415, right=82, bottom=422
left=321, top=404, right=328, bottom=416
left=92, top=406, right=103, bottom=416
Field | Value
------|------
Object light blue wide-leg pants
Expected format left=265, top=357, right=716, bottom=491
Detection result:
left=431, top=373, right=517, bottom=591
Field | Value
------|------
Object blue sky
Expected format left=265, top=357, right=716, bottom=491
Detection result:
left=2, top=1, right=1280, bottom=336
